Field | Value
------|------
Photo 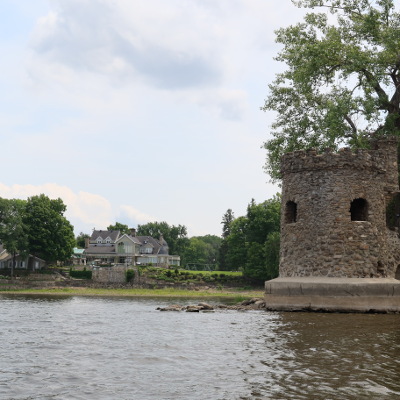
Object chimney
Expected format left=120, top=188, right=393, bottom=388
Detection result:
left=130, top=228, right=136, bottom=237
left=84, top=237, right=89, bottom=249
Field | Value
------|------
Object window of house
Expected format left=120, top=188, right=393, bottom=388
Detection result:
left=285, top=201, right=297, bottom=223
left=105, top=237, right=112, bottom=244
left=350, top=198, right=368, bottom=221
left=96, top=236, right=103, bottom=244
left=140, top=246, right=152, bottom=254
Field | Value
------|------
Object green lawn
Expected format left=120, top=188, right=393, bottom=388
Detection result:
left=181, top=270, right=242, bottom=276
left=0, top=286, right=264, bottom=299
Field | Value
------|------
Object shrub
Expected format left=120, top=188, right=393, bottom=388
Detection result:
left=69, top=269, right=92, bottom=279
left=126, top=269, right=135, bottom=282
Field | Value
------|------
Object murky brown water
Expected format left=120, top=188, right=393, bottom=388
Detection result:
left=0, top=295, right=399, bottom=399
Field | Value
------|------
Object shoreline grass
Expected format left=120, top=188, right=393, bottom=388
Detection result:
left=0, top=286, right=264, bottom=299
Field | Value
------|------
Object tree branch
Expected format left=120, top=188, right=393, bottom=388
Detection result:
left=344, top=114, right=358, bottom=136
left=361, top=68, right=389, bottom=107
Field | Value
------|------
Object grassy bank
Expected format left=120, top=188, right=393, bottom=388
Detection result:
left=0, top=286, right=264, bottom=300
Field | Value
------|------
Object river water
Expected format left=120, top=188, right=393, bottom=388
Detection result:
left=0, top=295, right=399, bottom=400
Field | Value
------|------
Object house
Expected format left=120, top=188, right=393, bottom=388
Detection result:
left=70, top=248, right=86, bottom=266
left=84, top=229, right=180, bottom=267
left=0, top=245, right=46, bottom=270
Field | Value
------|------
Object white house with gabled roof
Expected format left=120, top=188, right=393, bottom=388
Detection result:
left=84, top=229, right=180, bottom=267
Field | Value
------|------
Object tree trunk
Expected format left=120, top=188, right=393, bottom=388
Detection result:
left=11, top=251, right=15, bottom=280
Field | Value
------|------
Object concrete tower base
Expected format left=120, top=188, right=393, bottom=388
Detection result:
left=265, top=277, right=400, bottom=313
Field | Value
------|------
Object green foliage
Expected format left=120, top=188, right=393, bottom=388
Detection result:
left=138, top=267, right=244, bottom=285
left=226, top=216, right=248, bottom=270
left=107, top=222, right=130, bottom=235
left=137, top=221, right=189, bottom=258
left=219, top=210, right=235, bottom=270
left=221, top=209, right=235, bottom=238
left=126, top=269, right=135, bottom=282
left=76, top=232, right=90, bottom=248
left=69, top=268, right=92, bottom=279
left=0, top=198, right=29, bottom=274
left=24, top=195, right=75, bottom=263
left=264, top=231, right=280, bottom=280
left=243, top=242, right=266, bottom=281
left=0, top=195, right=75, bottom=267
left=222, top=196, right=281, bottom=282
left=263, top=0, right=400, bottom=180
left=182, top=235, right=222, bottom=268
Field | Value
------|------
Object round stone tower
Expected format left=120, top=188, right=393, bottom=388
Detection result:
left=279, top=137, right=400, bottom=279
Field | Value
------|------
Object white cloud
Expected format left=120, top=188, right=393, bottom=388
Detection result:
left=119, top=205, right=157, bottom=226
left=26, top=0, right=297, bottom=118
left=0, top=183, right=114, bottom=234
left=0, top=0, right=307, bottom=239
left=30, top=0, right=222, bottom=89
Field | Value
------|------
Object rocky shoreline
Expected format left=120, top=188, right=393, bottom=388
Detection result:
left=156, top=297, right=266, bottom=312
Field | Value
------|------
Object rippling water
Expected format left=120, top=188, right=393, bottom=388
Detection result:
left=0, top=295, right=399, bottom=400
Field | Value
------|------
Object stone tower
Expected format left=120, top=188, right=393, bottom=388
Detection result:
left=279, top=137, right=400, bottom=279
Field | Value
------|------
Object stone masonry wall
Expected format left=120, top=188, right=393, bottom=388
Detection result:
left=279, top=138, right=400, bottom=278
left=92, top=265, right=128, bottom=283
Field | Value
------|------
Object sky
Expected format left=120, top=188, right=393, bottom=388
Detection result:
left=0, top=0, right=307, bottom=238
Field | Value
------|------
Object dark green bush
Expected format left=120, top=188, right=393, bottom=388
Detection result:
left=69, top=269, right=92, bottom=279
left=126, top=269, right=135, bottom=282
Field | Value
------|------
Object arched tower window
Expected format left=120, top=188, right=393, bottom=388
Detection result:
left=395, top=265, right=400, bottom=280
left=350, top=198, right=368, bottom=221
left=285, top=201, right=297, bottom=223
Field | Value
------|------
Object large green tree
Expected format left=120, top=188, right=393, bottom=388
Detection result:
left=219, top=209, right=235, bottom=270
left=24, top=194, right=75, bottom=264
left=183, top=235, right=222, bottom=268
left=221, top=196, right=281, bottom=280
left=0, top=198, right=29, bottom=277
left=137, top=221, right=189, bottom=257
left=107, top=222, right=130, bottom=235
left=76, top=232, right=90, bottom=248
left=225, top=216, right=248, bottom=271
left=263, top=0, right=400, bottom=180
left=243, top=197, right=281, bottom=280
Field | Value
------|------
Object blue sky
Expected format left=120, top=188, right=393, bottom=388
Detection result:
left=0, top=0, right=306, bottom=237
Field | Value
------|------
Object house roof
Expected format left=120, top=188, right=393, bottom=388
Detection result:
left=73, top=248, right=85, bottom=255
left=115, top=234, right=141, bottom=245
left=137, top=236, right=168, bottom=255
left=84, top=245, right=116, bottom=255
left=90, top=230, right=120, bottom=243
left=0, top=251, right=45, bottom=263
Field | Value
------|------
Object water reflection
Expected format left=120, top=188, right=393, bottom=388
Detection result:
left=0, top=293, right=74, bottom=303
left=0, top=297, right=399, bottom=400
left=242, top=313, right=400, bottom=400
